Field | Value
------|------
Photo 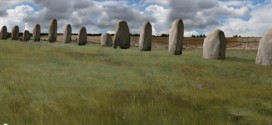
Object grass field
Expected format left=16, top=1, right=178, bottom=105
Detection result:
left=0, top=40, right=271, bottom=125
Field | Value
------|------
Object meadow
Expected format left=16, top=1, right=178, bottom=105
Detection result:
left=0, top=40, right=271, bottom=125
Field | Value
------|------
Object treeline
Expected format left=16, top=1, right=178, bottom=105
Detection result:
left=191, top=34, right=206, bottom=38
left=233, top=35, right=242, bottom=38
left=6, top=32, right=244, bottom=38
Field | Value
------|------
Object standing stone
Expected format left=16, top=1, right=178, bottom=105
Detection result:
left=0, top=26, right=8, bottom=40
left=169, top=19, right=184, bottom=55
left=139, top=22, right=152, bottom=51
left=203, top=29, right=226, bottom=60
left=101, top=33, right=112, bottom=47
left=11, top=25, right=19, bottom=40
left=33, top=24, right=41, bottom=42
left=256, top=29, right=272, bottom=66
left=48, top=19, right=57, bottom=43
left=77, top=27, right=87, bottom=46
left=63, top=24, right=72, bottom=43
left=23, top=30, right=30, bottom=41
left=113, top=21, right=130, bottom=49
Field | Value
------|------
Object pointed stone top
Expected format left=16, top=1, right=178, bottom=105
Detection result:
left=145, top=21, right=151, bottom=26
left=66, top=24, right=72, bottom=29
left=172, top=19, right=184, bottom=27
left=118, top=20, right=128, bottom=24
left=174, top=18, right=183, bottom=22
left=80, top=26, right=86, bottom=30
left=215, top=29, right=222, bottom=32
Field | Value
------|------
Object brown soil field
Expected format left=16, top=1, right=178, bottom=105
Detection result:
left=40, top=35, right=261, bottom=50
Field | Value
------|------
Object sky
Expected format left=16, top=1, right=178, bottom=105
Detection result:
left=0, top=0, right=270, bottom=36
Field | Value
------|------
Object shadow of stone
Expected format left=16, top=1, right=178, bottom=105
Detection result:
left=227, top=57, right=255, bottom=63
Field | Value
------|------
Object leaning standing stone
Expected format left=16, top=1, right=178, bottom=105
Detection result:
left=11, top=25, right=19, bottom=40
left=63, top=24, right=72, bottom=43
left=48, top=19, right=58, bottom=43
left=169, top=19, right=184, bottom=55
left=139, top=22, right=152, bottom=51
left=101, top=33, right=112, bottom=47
left=23, top=30, right=30, bottom=41
left=203, top=29, right=226, bottom=60
left=256, top=29, right=272, bottom=66
left=0, top=26, right=8, bottom=40
left=77, top=27, right=87, bottom=46
left=113, top=21, right=130, bottom=49
left=33, top=24, right=41, bottom=42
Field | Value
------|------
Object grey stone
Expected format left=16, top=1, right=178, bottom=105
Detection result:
left=78, top=27, right=87, bottom=46
left=256, top=29, right=272, bottom=66
left=203, top=29, right=226, bottom=60
left=101, top=33, right=112, bottom=47
left=23, top=30, right=30, bottom=41
left=33, top=24, right=40, bottom=42
left=0, top=26, right=8, bottom=40
left=139, top=22, right=152, bottom=51
left=169, top=19, right=184, bottom=55
left=48, top=19, right=57, bottom=43
left=63, top=24, right=72, bottom=44
left=113, top=21, right=130, bottom=49
left=11, top=25, right=19, bottom=40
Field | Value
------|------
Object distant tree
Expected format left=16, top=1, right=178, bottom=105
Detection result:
left=161, top=34, right=169, bottom=37
left=130, top=33, right=140, bottom=36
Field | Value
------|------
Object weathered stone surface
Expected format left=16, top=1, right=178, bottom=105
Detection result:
left=77, top=27, right=87, bottom=46
left=139, top=22, right=152, bottom=51
left=48, top=19, right=58, bottom=43
left=0, top=26, right=8, bottom=40
left=11, top=25, right=19, bottom=40
left=169, top=19, right=184, bottom=55
left=101, top=33, right=112, bottom=47
left=23, top=30, right=30, bottom=41
left=113, top=21, right=130, bottom=49
left=256, top=29, right=272, bottom=66
left=203, top=29, right=226, bottom=60
left=33, top=24, right=41, bottom=42
left=63, top=24, right=72, bottom=43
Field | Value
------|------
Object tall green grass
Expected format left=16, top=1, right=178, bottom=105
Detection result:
left=0, top=40, right=271, bottom=125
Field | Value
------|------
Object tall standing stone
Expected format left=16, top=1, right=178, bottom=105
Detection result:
left=101, top=33, right=112, bottom=47
left=139, top=22, right=152, bottom=51
left=48, top=19, right=57, bottom=43
left=33, top=24, right=41, bottom=42
left=63, top=24, right=72, bottom=43
left=0, top=26, right=8, bottom=40
left=77, top=27, right=87, bottom=46
left=11, top=25, right=19, bottom=40
left=113, top=21, right=130, bottom=49
left=256, top=29, right=272, bottom=66
left=23, top=30, right=30, bottom=41
left=203, top=29, right=226, bottom=60
left=169, top=19, right=184, bottom=55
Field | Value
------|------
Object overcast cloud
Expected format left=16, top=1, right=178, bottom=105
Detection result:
left=0, top=0, right=270, bottom=36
